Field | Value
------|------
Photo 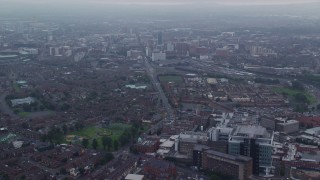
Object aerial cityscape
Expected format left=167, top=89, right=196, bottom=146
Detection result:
left=0, top=0, right=320, bottom=180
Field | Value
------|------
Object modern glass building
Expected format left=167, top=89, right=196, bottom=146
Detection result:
left=228, top=125, right=274, bottom=176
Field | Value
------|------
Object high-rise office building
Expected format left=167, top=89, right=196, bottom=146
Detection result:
left=208, top=127, right=233, bottom=153
left=228, top=125, right=273, bottom=175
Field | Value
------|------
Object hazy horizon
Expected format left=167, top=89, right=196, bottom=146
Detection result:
left=1, top=0, right=319, bottom=5
left=1, top=0, right=320, bottom=20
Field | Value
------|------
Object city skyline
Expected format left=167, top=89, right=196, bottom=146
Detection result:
left=0, top=0, right=320, bottom=179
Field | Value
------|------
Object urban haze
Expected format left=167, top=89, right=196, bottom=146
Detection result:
left=0, top=0, right=320, bottom=180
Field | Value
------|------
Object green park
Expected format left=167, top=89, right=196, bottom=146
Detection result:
left=159, top=75, right=184, bottom=84
left=66, top=123, right=135, bottom=151
left=272, top=87, right=316, bottom=104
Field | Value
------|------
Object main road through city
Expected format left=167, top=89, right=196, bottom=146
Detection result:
left=144, top=58, right=175, bottom=122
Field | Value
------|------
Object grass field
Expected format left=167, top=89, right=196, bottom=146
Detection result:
left=159, top=75, right=183, bottom=84
left=67, top=123, right=131, bottom=150
left=18, top=111, right=31, bottom=117
left=273, top=87, right=316, bottom=104
left=17, top=110, right=54, bottom=118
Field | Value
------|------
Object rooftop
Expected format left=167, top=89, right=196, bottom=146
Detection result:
left=304, top=127, right=320, bottom=137
left=11, top=97, right=35, bottom=107
left=232, top=125, right=271, bottom=139
left=125, top=84, right=147, bottom=89
left=160, top=140, right=175, bottom=148
left=301, top=151, right=320, bottom=162
left=138, top=140, right=157, bottom=146
left=125, top=174, right=144, bottom=180
left=277, top=119, right=299, bottom=125
left=205, top=149, right=252, bottom=163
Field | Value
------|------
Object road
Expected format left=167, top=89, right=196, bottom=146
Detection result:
left=144, top=59, right=175, bottom=122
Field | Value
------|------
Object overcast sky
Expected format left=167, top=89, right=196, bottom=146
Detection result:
left=1, top=0, right=320, bottom=18
left=1, top=0, right=319, bottom=5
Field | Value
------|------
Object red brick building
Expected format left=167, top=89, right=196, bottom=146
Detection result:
left=143, top=159, right=177, bottom=179
left=134, top=138, right=160, bottom=154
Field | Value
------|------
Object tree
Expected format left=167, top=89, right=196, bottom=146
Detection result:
left=31, top=101, right=38, bottom=107
left=39, top=105, right=45, bottom=111
left=280, top=164, right=285, bottom=176
left=102, top=136, right=112, bottom=151
left=120, top=132, right=131, bottom=146
left=0, top=173, right=9, bottom=180
left=92, top=139, right=98, bottom=150
left=82, top=138, right=89, bottom=148
left=129, top=145, right=139, bottom=154
left=61, top=103, right=71, bottom=111
left=132, top=121, right=141, bottom=128
left=63, top=91, right=71, bottom=98
left=98, top=152, right=114, bottom=165
left=46, top=103, right=56, bottom=110
left=156, top=129, right=162, bottom=136
left=23, top=104, right=32, bottom=112
left=46, top=127, right=64, bottom=144
left=62, top=124, right=68, bottom=135
left=87, top=91, right=98, bottom=100
left=210, top=174, right=220, bottom=180
left=113, top=140, right=119, bottom=151
left=61, top=158, right=68, bottom=163
left=20, top=175, right=26, bottom=180
left=60, top=168, right=67, bottom=175
left=21, top=122, right=29, bottom=129
left=294, top=93, right=309, bottom=104
left=101, top=136, right=107, bottom=150
left=292, top=81, right=304, bottom=91
left=294, top=104, right=308, bottom=112
left=104, top=152, right=114, bottom=162
left=14, top=109, right=20, bottom=114
left=78, top=167, right=85, bottom=175
left=131, top=126, right=138, bottom=138
left=75, top=120, right=84, bottom=130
